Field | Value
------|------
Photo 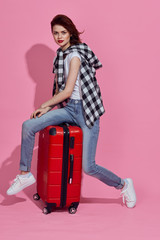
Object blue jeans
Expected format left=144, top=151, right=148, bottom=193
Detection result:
left=20, top=99, right=124, bottom=189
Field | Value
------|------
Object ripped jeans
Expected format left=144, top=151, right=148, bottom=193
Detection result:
left=20, top=99, right=124, bottom=189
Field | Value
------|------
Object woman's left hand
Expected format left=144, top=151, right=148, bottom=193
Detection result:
left=30, top=107, right=51, bottom=119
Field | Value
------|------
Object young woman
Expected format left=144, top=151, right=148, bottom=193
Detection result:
left=7, top=14, right=136, bottom=208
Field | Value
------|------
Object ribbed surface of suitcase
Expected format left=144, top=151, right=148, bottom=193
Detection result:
left=36, top=124, right=83, bottom=212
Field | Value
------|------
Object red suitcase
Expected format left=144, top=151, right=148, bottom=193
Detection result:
left=33, top=123, right=83, bottom=214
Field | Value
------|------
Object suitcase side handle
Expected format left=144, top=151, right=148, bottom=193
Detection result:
left=69, top=154, right=74, bottom=184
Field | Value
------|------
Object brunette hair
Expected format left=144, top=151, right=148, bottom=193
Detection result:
left=50, top=14, right=83, bottom=45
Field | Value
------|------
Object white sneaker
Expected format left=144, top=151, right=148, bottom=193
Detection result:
left=6, top=173, right=36, bottom=195
left=120, top=178, right=136, bottom=208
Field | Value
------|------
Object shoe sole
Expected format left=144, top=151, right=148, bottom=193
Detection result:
left=7, top=178, right=36, bottom=195
left=124, top=178, right=136, bottom=208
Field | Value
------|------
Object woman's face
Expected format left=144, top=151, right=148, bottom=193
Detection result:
left=52, top=24, right=71, bottom=51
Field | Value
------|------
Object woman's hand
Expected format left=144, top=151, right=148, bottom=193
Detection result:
left=30, top=106, right=51, bottom=119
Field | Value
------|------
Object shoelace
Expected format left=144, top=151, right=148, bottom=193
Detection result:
left=11, top=175, right=21, bottom=188
left=120, top=190, right=131, bottom=204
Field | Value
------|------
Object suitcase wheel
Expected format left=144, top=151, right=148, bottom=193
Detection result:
left=33, top=193, right=40, bottom=201
left=42, top=207, right=51, bottom=215
left=68, top=207, right=77, bottom=214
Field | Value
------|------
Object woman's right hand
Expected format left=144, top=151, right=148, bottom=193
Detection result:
left=30, top=106, right=52, bottom=119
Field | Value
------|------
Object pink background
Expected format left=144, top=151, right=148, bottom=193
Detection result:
left=0, top=0, right=160, bottom=239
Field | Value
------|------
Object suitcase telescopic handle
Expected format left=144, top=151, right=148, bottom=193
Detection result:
left=69, top=154, right=74, bottom=184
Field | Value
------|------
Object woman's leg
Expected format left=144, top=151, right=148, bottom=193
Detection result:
left=81, top=118, right=125, bottom=189
left=65, top=99, right=125, bottom=189
left=20, top=107, right=76, bottom=172
left=7, top=106, right=77, bottom=195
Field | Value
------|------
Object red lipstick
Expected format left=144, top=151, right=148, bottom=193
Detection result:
left=58, top=40, right=64, bottom=43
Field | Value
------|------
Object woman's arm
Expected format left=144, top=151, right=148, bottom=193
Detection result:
left=41, top=56, right=81, bottom=108
left=31, top=56, right=81, bottom=118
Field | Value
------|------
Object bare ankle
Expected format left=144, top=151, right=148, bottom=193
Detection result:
left=20, top=171, right=30, bottom=175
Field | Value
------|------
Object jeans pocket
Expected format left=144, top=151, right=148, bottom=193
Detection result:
left=65, top=100, right=72, bottom=108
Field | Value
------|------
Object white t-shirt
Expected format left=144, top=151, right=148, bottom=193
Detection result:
left=64, top=52, right=82, bottom=100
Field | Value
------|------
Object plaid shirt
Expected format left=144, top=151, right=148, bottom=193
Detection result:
left=52, top=43, right=105, bottom=128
